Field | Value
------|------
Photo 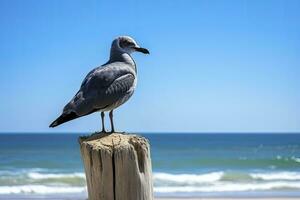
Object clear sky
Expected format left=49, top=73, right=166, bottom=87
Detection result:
left=0, top=0, right=299, bottom=133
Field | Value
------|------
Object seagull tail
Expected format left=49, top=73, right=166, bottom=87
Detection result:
left=49, top=112, right=79, bottom=128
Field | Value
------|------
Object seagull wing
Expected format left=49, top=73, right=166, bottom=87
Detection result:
left=68, top=63, right=135, bottom=114
left=50, top=63, right=135, bottom=127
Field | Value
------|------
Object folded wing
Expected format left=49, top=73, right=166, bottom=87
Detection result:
left=49, top=64, right=135, bottom=127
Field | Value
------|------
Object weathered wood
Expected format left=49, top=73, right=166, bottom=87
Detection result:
left=79, top=133, right=153, bottom=200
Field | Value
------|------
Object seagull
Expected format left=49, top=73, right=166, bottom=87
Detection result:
left=49, top=36, right=149, bottom=132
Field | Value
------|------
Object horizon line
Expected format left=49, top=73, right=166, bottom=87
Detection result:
left=0, top=131, right=300, bottom=134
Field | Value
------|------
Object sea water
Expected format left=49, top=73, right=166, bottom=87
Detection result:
left=0, top=133, right=300, bottom=198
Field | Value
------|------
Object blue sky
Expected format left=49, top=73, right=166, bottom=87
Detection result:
left=0, top=0, right=299, bottom=133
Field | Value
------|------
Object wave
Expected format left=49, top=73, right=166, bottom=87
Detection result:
left=0, top=168, right=46, bottom=176
left=153, top=171, right=300, bottom=186
left=250, top=172, right=300, bottom=181
left=0, top=185, right=86, bottom=194
left=153, top=172, right=223, bottom=185
left=291, top=156, right=300, bottom=163
left=154, top=181, right=300, bottom=193
left=27, top=172, right=85, bottom=179
left=1, top=170, right=300, bottom=194
left=0, top=171, right=86, bottom=186
left=1, top=182, right=300, bottom=195
left=2, top=170, right=300, bottom=184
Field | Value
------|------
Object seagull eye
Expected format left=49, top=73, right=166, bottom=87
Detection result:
left=119, top=39, right=135, bottom=48
left=126, top=41, right=134, bottom=46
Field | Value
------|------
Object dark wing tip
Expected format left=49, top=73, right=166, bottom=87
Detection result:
left=49, top=112, right=79, bottom=128
left=49, top=121, right=58, bottom=128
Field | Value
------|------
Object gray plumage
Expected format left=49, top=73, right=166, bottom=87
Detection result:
left=50, top=36, right=149, bottom=132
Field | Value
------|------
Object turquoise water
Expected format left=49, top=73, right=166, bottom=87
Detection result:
left=0, top=133, right=300, bottom=197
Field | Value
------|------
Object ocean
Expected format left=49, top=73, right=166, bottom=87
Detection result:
left=0, top=133, right=300, bottom=198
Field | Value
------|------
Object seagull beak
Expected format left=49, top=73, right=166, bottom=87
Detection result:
left=133, top=47, right=150, bottom=54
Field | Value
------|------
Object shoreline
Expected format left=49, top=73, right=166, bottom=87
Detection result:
left=1, top=194, right=300, bottom=200
left=157, top=198, right=300, bottom=200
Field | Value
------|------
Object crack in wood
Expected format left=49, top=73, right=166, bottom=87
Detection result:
left=79, top=133, right=153, bottom=200
left=112, top=137, right=116, bottom=200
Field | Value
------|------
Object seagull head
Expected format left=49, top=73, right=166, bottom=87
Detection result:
left=113, top=36, right=150, bottom=55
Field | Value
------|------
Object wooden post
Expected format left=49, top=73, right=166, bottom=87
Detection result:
left=79, top=133, right=153, bottom=200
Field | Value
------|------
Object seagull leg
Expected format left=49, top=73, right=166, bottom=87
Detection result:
left=109, top=110, right=115, bottom=133
left=101, top=112, right=106, bottom=133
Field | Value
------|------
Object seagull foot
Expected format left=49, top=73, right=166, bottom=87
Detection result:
left=110, top=131, right=126, bottom=135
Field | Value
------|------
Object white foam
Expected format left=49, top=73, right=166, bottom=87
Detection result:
left=1, top=181, right=299, bottom=195
left=0, top=185, right=86, bottom=194
left=291, top=156, right=300, bottom=163
left=154, top=181, right=300, bottom=193
left=27, top=172, right=85, bottom=179
left=153, top=172, right=223, bottom=185
left=2, top=170, right=300, bottom=194
left=0, top=168, right=45, bottom=176
left=154, top=171, right=300, bottom=185
left=251, top=172, right=300, bottom=181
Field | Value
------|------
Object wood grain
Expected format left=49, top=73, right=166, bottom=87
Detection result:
left=79, top=133, right=153, bottom=200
